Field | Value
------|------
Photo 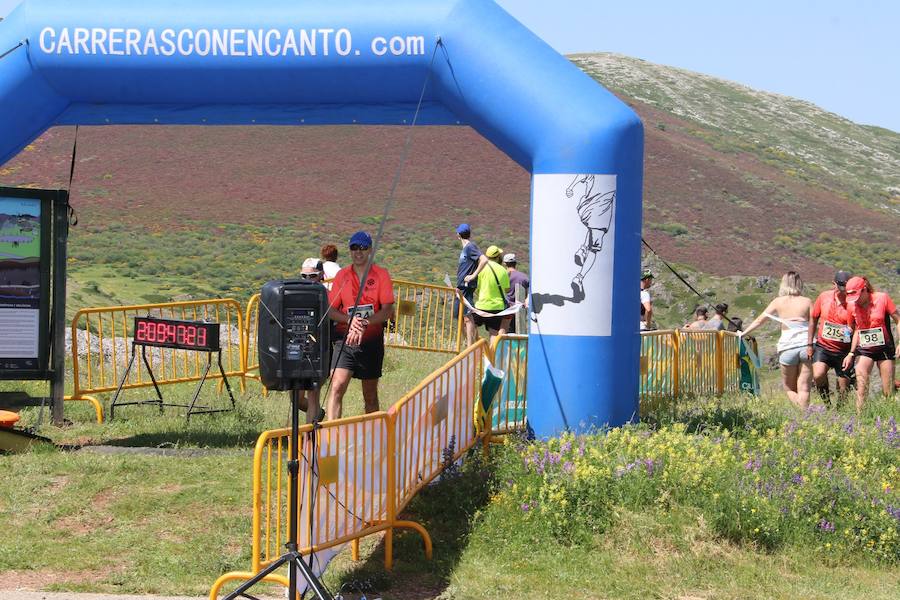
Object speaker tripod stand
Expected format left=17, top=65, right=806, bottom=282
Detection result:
left=223, top=386, right=333, bottom=600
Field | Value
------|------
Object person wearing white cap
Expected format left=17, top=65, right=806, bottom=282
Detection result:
left=503, top=253, right=529, bottom=333
left=298, top=258, right=327, bottom=423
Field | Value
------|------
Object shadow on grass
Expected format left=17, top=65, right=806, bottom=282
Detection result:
left=643, top=395, right=785, bottom=436
left=103, top=428, right=264, bottom=449
left=333, top=449, right=494, bottom=600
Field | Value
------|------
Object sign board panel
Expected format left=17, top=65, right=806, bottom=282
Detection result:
left=0, top=188, right=53, bottom=379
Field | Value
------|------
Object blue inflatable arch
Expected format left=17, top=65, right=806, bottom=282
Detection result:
left=0, top=0, right=643, bottom=436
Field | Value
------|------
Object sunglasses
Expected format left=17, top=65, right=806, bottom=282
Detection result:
left=349, top=244, right=370, bottom=251
left=300, top=272, right=320, bottom=280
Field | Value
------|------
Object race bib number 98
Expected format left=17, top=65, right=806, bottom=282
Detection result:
left=821, top=321, right=844, bottom=342
left=859, top=327, right=885, bottom=348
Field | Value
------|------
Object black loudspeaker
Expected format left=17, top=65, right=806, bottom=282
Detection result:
left=257, top=279, right=331, bottom=391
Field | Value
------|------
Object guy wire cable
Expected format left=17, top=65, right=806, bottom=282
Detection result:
left=318, top=37, right=442, bottom=403
left=303, top=36, right=443, bottom=582
left=0, top=39, right=25, bottom=61
left=641, top=236, right=743, bottom=331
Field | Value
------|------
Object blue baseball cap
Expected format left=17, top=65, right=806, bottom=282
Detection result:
left=456, top=223, right=471, bottom=235
left=349, top=231, right=372, bottom=248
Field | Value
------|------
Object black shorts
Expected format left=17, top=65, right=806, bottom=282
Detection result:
left=812, top=344, right=853, bottom=378
left=857, top=345, right=896, bottom=363
left=473, top=309, right=509, bottom=332
left=331, top=336, right=385, bottom=380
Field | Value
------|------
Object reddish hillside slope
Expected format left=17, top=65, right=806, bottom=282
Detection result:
left=2, top=96, right=897, bottom=281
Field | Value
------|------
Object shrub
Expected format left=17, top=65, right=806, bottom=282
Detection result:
left=491, top=404, right=900, bottom=562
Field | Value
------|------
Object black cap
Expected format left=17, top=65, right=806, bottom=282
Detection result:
left=715, top=303, right=728, bottom=314
left=834, top=270, right=851, bottom=285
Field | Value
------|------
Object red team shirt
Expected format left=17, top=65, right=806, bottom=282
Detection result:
left=328, top=264, right=394, bottom=343
left=848, top=291, right=896, bottom=353
left=811, top=290, right=852, bottom=352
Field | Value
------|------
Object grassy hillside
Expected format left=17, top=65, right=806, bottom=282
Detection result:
left=0, top=54, right=897, bottom=324
left=573, top=53, right=900, bottom=215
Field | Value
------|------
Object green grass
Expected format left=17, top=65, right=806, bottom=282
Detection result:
left=4, top=384, right=899, bottom=598
left=7, top=347, right=450, bottom=446
left=446, top=394, right=900, bottom=600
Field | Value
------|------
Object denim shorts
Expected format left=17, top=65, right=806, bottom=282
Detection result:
left=779, top=345, right=810, bottom=366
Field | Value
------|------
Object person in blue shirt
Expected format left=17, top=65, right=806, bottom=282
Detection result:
left=455, top=223, right=485, bottom=346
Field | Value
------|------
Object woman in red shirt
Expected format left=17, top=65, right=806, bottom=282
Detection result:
left=841, top=276, right=900, bottom=412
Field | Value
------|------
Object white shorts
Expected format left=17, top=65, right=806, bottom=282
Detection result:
left=778, top=346, right=809, bottom=366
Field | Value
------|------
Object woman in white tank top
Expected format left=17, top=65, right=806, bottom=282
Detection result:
left=740, top=271, right=813, bottom=409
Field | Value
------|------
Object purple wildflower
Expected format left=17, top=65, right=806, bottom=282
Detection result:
left=817, top=519, right=835, bottom=533
left=887, top=506, right=900, bottom=522
left=843, top=419, right=855, bottom=435
left=791, top=473, right=804, bottom=485
left=563, top=461, right=574, bottom=474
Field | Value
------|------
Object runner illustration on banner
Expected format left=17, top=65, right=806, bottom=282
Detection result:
left=531, top=174, right=616, bottom=316
left=568, top=173, right=615, bottom=297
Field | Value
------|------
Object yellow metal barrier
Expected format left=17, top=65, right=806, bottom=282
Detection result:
left=387, top=278, right=464, bottom=354
left=211, top=324, right=760, bottom=597
left=390, top=340, right=486, bottom=514
left=677, top=329, right=718, bottom=396
left=244, top=294, right=262, bottom=383
left=640, top=330, right=678, bottom=400
left=487, top=335, right=528, bottom=441
left=209, top=340, right=486, bottom=599
left=640, top=329, right=756, bottom=405
left=720, top=331, right=743, bottom=393
left=66, top=299, right=246, bottom=422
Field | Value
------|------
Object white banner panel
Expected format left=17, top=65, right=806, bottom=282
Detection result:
left=531, top=174, right=616, bottom=336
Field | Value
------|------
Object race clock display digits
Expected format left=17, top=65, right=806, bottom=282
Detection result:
left=133, top=316, right=220, bottom=352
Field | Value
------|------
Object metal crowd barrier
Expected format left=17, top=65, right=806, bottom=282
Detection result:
left=640, top=329, right=757, bottom=403
left=210, top=327, right=759, bottom=596
left=387, top=278, right=464, bottom=354
left=66, top=299, right=246, bottom=423
left=487, top=334, right=528, bottom=441
left=209, top=340, right=487, bottom=598
left=677, top=329, right=719, bottom=396
left=483, top=330, right=755, bottom=431
left=243, top=293, right=262, bottom=384
left=390, top=340, right=485, bottom=515
left=640, top=330, right=678, bottom=399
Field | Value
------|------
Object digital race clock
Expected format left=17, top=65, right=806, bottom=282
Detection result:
left=133, top=316, right=220, bottom=352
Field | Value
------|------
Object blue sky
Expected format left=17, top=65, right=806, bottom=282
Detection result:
left=2, top=0, right=897, bottom=132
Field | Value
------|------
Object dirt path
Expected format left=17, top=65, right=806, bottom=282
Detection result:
left=0, top=593, right=210, bottom=600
